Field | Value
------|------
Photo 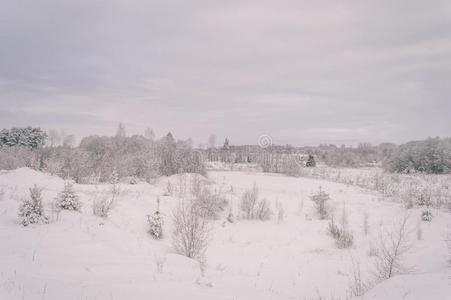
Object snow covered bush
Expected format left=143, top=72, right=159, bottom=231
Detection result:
left=18, top=185, right=48, bottom=226
left=191, top=176, right=227, bottom=219
left=54, top=182, right=81, bottom=211
left=327, top=216, right=354, bottom=249
left=305, top=154, right=316, bottom=167
left=93, top=197, right=114, bottom=218
left=172, top=199, right=210, bottom=260
left=240, top=184, right=272, bottom=220
left=421, top=210, right=433, bottom=222
left=92, top=189, right=115, bottom=218
left=148, top=197, right=164, bottom=239
left=148, top=211, right=164, bottom=239
left=310, top=186, right=330, bottom=219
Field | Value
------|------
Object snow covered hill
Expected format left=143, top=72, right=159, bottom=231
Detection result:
left=0, top=168, right=449, bottom=299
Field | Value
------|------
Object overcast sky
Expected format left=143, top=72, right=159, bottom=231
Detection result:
left=1, top=0, right=450, bottom=146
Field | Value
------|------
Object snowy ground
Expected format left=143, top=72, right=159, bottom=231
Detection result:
left=0, top=168, right=450, bottom=300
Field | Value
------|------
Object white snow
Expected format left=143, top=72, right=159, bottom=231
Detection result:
left=0, top=168, right=449, bottom=299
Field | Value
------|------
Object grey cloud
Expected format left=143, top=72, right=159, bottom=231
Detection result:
left=0, top=0, right=450, bottom=146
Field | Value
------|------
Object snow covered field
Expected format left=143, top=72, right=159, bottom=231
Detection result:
left=0, top=168, right=450, bottom=300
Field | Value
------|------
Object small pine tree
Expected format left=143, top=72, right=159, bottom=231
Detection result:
left=55, top=182, right=81, bottom=211
left=148, top=197, right=164, bottom=239
left=306, top=154, right=316, bottom=167
left=310, top=186, right=330, bottom=219
left=18, top=185, right=48, bottom=226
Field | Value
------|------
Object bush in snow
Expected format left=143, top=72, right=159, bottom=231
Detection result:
left=310, top=186, right=330, bottom=219
left=327, top=216, right=354, bottom=249
left=348, top=257, right=371, bottom=297
left=276, top=201, right=285, bottom=224
left=148, top=212, right=164, bottom=239
left=305, top=154, right=316, bottom=167
left=240, top=184, right=272, bottom=220
left=92, top=189, right=115, bottom=218
left=172, top=199, right=210, bottom=260
left=372, top=214, right=413, bottom=282
left=148, top=198, right=164, bottom=239
left=18, top=185, right=48, bottom=226
left=55, top=182, right=81, bottom=211
left=421, top=210, right=433, bottom=222
left=92, top=196, right=114, bottom=218
left=191, top=176, right=227, bottom=219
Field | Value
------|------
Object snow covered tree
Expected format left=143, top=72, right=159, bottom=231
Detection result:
left=311, top=186, right=330, bottom=219
left=55, top=182, right=81, bottom=211
left=18, top=185, right=48, bottom=226
left=148, top=198, right=164, bottom=239
left=0, top=127, right=47, bottom=149
left=306, top=154, right=316, bottom=167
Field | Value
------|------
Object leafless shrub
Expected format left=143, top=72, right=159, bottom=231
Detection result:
left=191, top=176, right=227, bottom=219
left=172, top=199, right=210, bottom=260
left=92, top=190, right=115, bottom=218
left=372, top=213, right=414, bottom=282
left=348, top=257, right=371, bottom=297
left=276, top=201, right=285, bottom=224
left=327, top=216, right=354, bottom=249
left=254, top=198, right=272, bottom=220
left=310, top=186, right=330, bottom=219
left=240, top=184, right=272, bottom=220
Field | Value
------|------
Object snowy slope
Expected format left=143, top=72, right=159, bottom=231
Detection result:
left=0, top=168, right=449, bottom=300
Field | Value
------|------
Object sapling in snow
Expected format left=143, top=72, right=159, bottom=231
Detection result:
left=55, top=181, right=81, bottom=211
left=18, top=185, right=49, bottom=226
left=310, top=186, right=330, bottom=219
left=421, top=209, right=433, bottom=222
left=148, top=197, right=164, bottom=239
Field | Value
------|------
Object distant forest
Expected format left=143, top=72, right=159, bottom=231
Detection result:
left=1, top=126, right=450, bottom=184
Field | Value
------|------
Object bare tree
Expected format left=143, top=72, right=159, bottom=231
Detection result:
left=172, top=199, right=210, bottom=260
left=372, top=213, right=414, bottom=282
left=240, top=184, right=272, bottom=220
